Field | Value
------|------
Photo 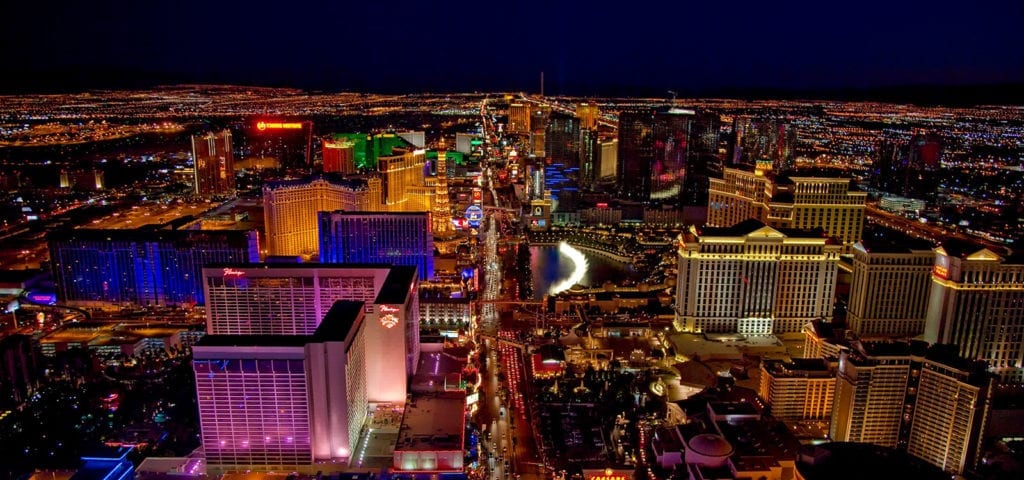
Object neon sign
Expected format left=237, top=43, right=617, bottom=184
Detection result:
left=380, top=314, right=399, bottom=329
left=256, top=121, right=303, bottom=131
left=380, top=305, right=400, bottom=313
left=587, top=475, right=628, bottom=480
left=223, top=268, right=246, bottom=278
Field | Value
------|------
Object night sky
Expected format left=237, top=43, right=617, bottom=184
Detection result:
left=2, top=0, right=1023, bottom=95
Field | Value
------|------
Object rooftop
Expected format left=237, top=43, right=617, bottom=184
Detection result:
left=396, top=394, right=466, bottom=451
left=856, top=224, right=934, bottom=254
left=376, top=266, right=418, bottom=305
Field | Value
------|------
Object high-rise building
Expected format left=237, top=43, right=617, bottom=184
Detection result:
left=578, top=128, right=598, bottom=188
left=617, top=107, right=719, bottom=210
left=730, top=117, right=796, bottom=171
left=508, top=103, right=531, bottom=134
left=598, top=138, right=617, bottom=182
left=759, top=358, right=835, bottom=420
left=831, top=342, right=991, bottom=476
left=378, top=147, right=427, bottom=209
left=263, top=175, right=382, bottom=257
left=707, top=166, right=866, bottom=247
left=319, top=211, right=434, bottom=281
left=194, top=301, right=369, bottom=473
left=322, top=139, right=357, bottom=174
left=201, top=263, right=419, bottom=394
left=191, top=130, right=235, bottom=197
left=49, top=227, right=259, bottom=307
left=674, top=220, right=841, bottom=334
left=530, top=106, right=551, bottom=157
left=616, top=108, right=656, bottom=202
left=924, top=240, right=1024, bottom=383
left=576, top=102, right=599, bottom=130
left=545, top=113, right=579, bottom=167
left=872, top=133, right=942, bottom=200
left=848, top=227, right=935, bottom=337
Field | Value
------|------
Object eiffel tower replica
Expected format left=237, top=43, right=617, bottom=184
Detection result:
left=431, top=139, right=455, bottom=236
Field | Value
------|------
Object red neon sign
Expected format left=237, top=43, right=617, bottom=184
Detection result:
left=256, top=121, right=303, bottom=131
left=380, top=305, right=400, bottom=313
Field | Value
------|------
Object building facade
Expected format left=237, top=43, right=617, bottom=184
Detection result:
left=318, top=211, right=434, bottom=281
left=707, top=166, right=866, bottom=247
left=202, top=264, right=417, bottom=403
left=576, top=102, right=599, bottom=130
left=322, top=139, right=357, bottom=174
left=924, top=241, right=1024, bottom=383
left=674, top=220, right=841, bottom=334
left=759, top=358, right=835, bottom=420
left=831, top=342, right=991, bottom=476
left=191, top=130, right=235, bottom=197
left=193, top=301, right=369, bottom=473
left=49, top=228, right=259, bottom=307
left=848, top=230, right=935, bottom=337
left=508, top=103, right=531, bottom=134
left=263, top=175, right=382, bottom=257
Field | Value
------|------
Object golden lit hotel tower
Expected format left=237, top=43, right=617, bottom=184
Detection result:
left=674, top=219, right=841, bottom=334
left=508, top=103, right=531, bottom=134
left=707, top=166, right=866, bottom=248
left=831, top=342, right=991, bottom=476
left=848, top=228, right=935, bottom=337
left=576, top=102, right=599, bottom=129
left=378, top=147, right=427, bottom=210
left=263, top=175, right=382, bottom=257
left=924, top=240, right=1024, bottom=383
left=759, top=358, right=835, bottom=421
left=191, top=130, right=235, bottom=196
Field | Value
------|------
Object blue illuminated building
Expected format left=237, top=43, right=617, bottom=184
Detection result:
left=72, top=447, right=134, bottom=480
left=48, top=227, right=259, bottom=306
left=318, top=211, right=434, bottom=281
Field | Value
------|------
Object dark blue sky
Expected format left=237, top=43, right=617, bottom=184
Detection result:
left=2, top=0, right=1023, bottom=94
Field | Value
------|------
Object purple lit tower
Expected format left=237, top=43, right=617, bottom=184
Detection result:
left=193, top=301, right=368, bottom=473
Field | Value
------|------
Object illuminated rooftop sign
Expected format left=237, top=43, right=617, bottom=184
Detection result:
left=256, top=121, right=304, bottom=131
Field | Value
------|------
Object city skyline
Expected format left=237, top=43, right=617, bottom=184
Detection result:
left=1, top=1, right=1023, bottom=101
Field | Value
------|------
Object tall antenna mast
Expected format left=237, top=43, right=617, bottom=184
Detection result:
left=540, top=71, right=545, bottom=97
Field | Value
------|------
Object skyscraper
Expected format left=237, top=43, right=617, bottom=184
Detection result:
left=322, top=138, right=357, bottom=174
left=617, top=107, right=719, bottom=211
left=576, top=102, right=599, bottom=129
left=378, top=147, right=427, bottom=208
left=831, top=341, right=991, bottom=476
left=319, top=211, right=434, bottom=281
left=616, top=108, right=656, bottom=201
left=194, top=301, right=368, bottom=473
left=674, top=220, right=841, bottom=334
left=201, top=263, right=419, bottom=394
left=848, top=227, right=935, bottom=337
left=191, top=130, right=235, bottom=197
left=730, top=117, right=796, bottom=172
left=263, top=175, right=382, bottom=257
left=545, top=113, right=579, bottom=167
left=508, top=103, right=531, bottom=134
left=924, top=240, right=1024, bottom=383
left=431, top=145, right=454, bottom=236
left=872, top=133, right=942, bottom=200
